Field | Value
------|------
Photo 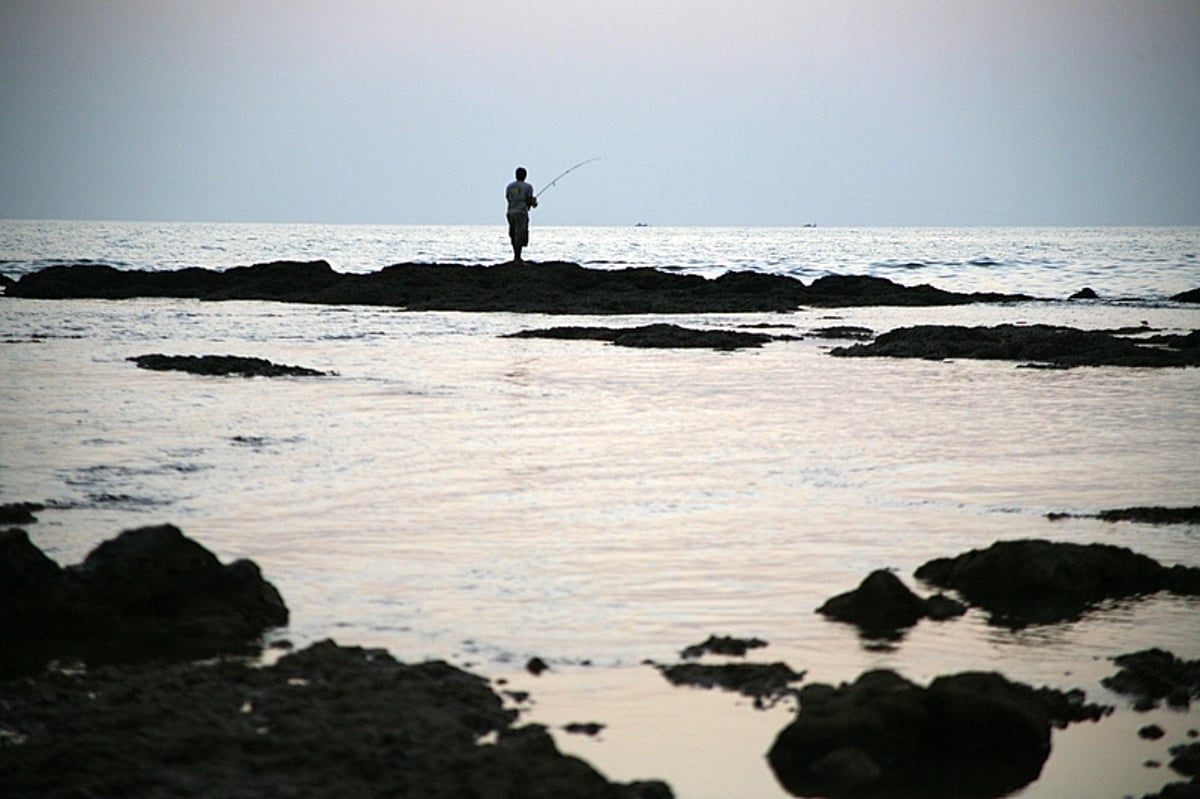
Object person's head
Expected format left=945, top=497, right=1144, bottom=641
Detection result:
left=515, top=167, right=527, bottom=181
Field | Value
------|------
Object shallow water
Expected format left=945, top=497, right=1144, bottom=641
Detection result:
left=2, top=222, right=1199, bottom=798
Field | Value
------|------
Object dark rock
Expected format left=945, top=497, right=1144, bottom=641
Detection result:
left=1096, top=506, right=1200, bottom=525
left=1173, top=743, right=1200, bottom=777
left=7, top=260, right=1037, bottom=314
left=767, top=669, right=1109, bottom=799
left=526, top=656, right=550, bottom=675
left=680, top=634, right=768, bottom=659
left=816, top=569, right=966, bottom=639
left=128, top=353, right=329, bottom=377
left=914, top=539, right=1200, bottom=627
left=0, top=524, right=287, bottom=679
left=831, top=323, right=1200, bottom=368
left=505, top=323, right=777, bottom=350
left=564, top=722, right=606, bottom=736
left=1070, top=287, right=1100, bottom=299
left=1141, top=779, right=1200, bottom=799
left=0, top=639, right=671, bottom=799
left=811, top=325, right=875, bottom=339
left=1142, top=724, right=1168, bottom=740
left=1103, top=649, right=1200, bottom=710
left=0, top=502, right=44, bottom=525
left=656, top=661, right=805, bottom=703
left=1173, top=288, right=1200, bottom=303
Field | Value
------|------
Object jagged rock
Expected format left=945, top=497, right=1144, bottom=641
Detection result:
left=816, top=569, right=966, bottom=639
left=128, top=353, right=329, bottom=377
left=0, top=640, right=672, bottom=799
left=914, top=539, right=1200, bottom=627
left=656, top=661, right=805, bottom=703
left=831, top=323, right=1200, bottom=367
left=767, top=669, right=1109, bottom=799
left=7, top=260, right=1036, bottom=314
left=0, top=524, right=288, bottom=678
left=679, top=634, right=768, bottom=659
left=1103, top=649, right=1200, bottom=710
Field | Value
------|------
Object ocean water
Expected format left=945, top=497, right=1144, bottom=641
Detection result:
left=2, top=221, right=1199, bottom=798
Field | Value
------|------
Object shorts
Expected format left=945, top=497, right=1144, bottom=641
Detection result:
left=507, top=211, right=529, bottom=248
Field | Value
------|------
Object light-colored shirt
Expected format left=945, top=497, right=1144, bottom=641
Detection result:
left=506, top=180, right=535, bottom=214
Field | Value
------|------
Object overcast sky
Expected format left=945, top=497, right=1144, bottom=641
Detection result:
left=1, top=0, right=1197, bottom=227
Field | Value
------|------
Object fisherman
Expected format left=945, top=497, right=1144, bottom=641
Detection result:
left=505, top=167, right=537, bottom=263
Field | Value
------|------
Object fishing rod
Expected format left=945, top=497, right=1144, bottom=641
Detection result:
left=535, top=157, right=601, bottom=198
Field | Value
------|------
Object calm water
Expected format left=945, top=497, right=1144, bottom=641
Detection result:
left=2, top=221, right=1199, bottom=798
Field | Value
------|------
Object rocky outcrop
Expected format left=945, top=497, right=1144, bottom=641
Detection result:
left=817, top=569, right=966, bottom=639
left=914, top=539, right=1200, bottom=627
left=1102, top=649, right=1200, bottom=711
left=0, top=525, right=288, bottom=678
left=831, top=323, right=1200, bottom=367
left=1173, top=287, right=1200, bottom=303
left=128, top=353, right=330, bottom=377
left=6, top=260, right=1036, bottom=314
left=767, top=669, right=1109, bottom=799
left=679, top=634, right=768, bottom=659
left=504, top=323, right=780, bottom=350
left=656, top=661, right=805, bottom=704
left=0, top=639, right=672, bottom=799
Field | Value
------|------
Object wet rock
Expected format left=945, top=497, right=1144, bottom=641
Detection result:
left=1096, top=506, right=1200, bottom=525
left=1142, top=724, right=1168, bottom=740
left=505, top=323, right=777, bottom=350
left=811, top=325, right=875, bottom=339
left=679, top=634, right=768, bottom=659
left=0, top=524, right=288, bottom=678
left=564, top=722, right=606, bottom=736
left=830, top=323, right=1200, bottom=367
left=0, top=502, right=44, bottom=525
left=1103, top=649, right=1200, bottom=710
left=128, top=353, right=329, bottom=377
left=7, top=260, right=1036, bottom=313
left=526, top=656, right=550, bottom=675
left=1070, top=287, right=1100, bottom=299
left=1172, top=743, right=1200, bottom=777
left=767, top=669, right=1109, bottom=799
left=816, top=569, right=966, bottom=639
left=656, top=661, right=805, bottom=703
left=1173, top=287, right=1200, bottom=303
left=0, top=639, right=671, bottom=799
left=914, top=539, right=1200, bottom=627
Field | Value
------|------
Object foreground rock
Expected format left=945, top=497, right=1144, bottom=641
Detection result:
left=817, top=569, right=966, bottom=640
left=1102, top=648, right=1200, bottom=710
left=914, top=539, right=1200, bottom=627
left=0, top=525, right=287, bottom=678
left=504, top=323, right=780, bottom=350
left=0, top=639, right=671, bottom=799
left=6, top=260, right=1035, bottom=313
left=831, top=323, right=1200, bottom=367
left=767, top=669, right=1109, bottom=799
left=128, top=353, right=330, bottom=377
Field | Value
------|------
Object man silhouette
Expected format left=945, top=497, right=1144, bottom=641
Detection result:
left=505, top=167, right=537, bottom=262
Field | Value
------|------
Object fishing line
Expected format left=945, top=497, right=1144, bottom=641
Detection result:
left=535, top=157, right=601, bottom=198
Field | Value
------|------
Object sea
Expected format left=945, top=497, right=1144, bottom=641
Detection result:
left=2, top=220, right=1199, bottom=799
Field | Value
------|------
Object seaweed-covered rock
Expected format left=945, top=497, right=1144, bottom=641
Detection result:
left=914, top=539, right=1200, bottom=627
left=0, top=640, right=672, bottom=799
left=830, top=323, right=1200, bottom=367
left=767, top=669, right=1109, bottom=799
left=816, top=569, right=966, bottom=639
left=128, top=353, right=329, bottom=377
left=0, top=524, right=288, bottom=678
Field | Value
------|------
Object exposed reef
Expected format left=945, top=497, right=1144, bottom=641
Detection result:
left=0, top=640, right=671, bottom=799
left=503, top=323, right=783, bottom=350
left=831, top=323, right=1200, bottom=367
left=914, top=539, right=1200, bottom=627
left=128, top=353, right=331, bottom=377
left=767, top=669, right=1109, bottom=799
left=1102, top=648, right=1200, bottom=711
left=1048, top=505, right=1200, bottom=524
left=5, top=260, right=1036, bottom=313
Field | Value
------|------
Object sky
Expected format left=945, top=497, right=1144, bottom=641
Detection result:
left=1, top=0, right=1198, bottom=227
